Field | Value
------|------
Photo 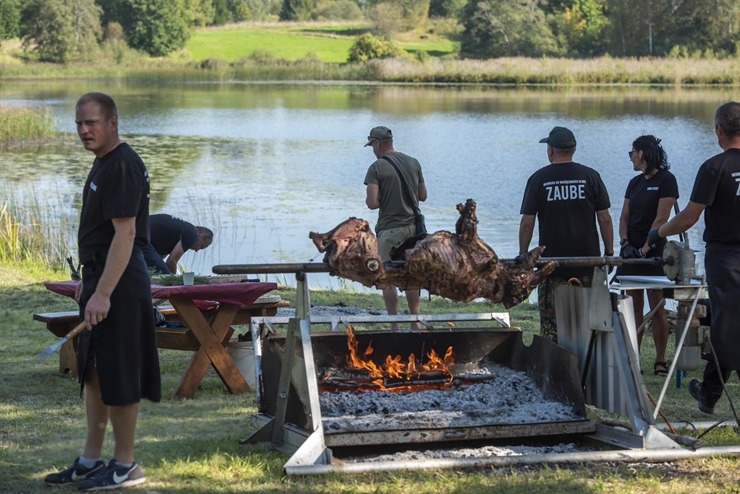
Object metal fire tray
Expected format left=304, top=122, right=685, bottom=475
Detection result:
left=258, top=325, right=593, bottom=447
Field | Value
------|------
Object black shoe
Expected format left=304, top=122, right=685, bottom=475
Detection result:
left=44, top=457, right=105, bottom=486
left=77, top=459, right=146, bottom=491
left=688, top=379, right=715, bottom=414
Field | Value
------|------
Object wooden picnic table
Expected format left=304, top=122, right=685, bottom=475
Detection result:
left=40, top=280, right=285, bottom=398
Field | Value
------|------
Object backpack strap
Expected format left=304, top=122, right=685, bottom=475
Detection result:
left=383, top=154, right=422, bottom=218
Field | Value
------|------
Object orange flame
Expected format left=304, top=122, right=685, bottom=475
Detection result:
left=341, top=323, right=454, bottom=391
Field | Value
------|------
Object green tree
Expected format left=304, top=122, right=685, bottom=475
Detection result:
left=429, top=0, right=466, bottom=18
left=550, top=0, right=609, bottom=56
left=185, top=0, right=215, bottom=26
left=0, top=0, right=22, bottom=40
left=665, top=0, right=740, bottom=56
left=21, top=0, right=102, bottom=62
left=95, top=0, right=126, bottom=26
left=122, top=0, right=191, bottom=56
left=212, top=0, right=233, bottom=23
left=367, top=2, right=405, bottom=35
left=604, top=0, right=675, bottom=56
left=460, top=0, right=561, bottom=58
left=211, top=0, right=271, bottom=24
left=314, top=0, right=363, bottom=20
left=365, top=0, right=431, bottom=29
left=280, top=0, right=316, bottom=20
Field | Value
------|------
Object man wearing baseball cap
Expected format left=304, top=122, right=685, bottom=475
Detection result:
left=518, top=126, right=614, bottom=343
left=363, top=125, right=428, bottom=329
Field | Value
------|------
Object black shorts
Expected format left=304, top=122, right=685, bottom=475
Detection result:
left=77, top=249, right=161, bottom=406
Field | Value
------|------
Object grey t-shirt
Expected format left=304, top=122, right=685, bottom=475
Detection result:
left=364, top=151, right=425, bottom=232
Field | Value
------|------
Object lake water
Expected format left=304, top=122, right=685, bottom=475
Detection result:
left=1, top=81, right=735, bottom=289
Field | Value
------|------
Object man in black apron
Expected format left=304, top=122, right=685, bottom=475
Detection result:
left=647, top=101, right=740, bottom=413
left=44, top=93, right=160, bottom=489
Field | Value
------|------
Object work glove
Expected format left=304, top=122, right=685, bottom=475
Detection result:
left=646, top=228, right=662, bottom=249
left=620, top=244, right=641, bottom=259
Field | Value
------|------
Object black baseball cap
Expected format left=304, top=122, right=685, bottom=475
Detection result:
left=539, top=126, right=577, bottom=149
left=365, top=126, right=392, bottom=147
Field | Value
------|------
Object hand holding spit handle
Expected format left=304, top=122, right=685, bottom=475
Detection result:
left=35, top=321, right=89, bottom=363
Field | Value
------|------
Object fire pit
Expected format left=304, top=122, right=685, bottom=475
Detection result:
left=213, top=263, right=740, bottom=476
left=257, top=321, right=594, bottom=449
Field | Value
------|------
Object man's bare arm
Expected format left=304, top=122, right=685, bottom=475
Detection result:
left=166, top=241, right=185, bottom=273
left=366, top=184, right=380, bottom=210
left=518, top=214, right=536, bottom=254
left=83, top=216, right=135, bottom=326
left=597, top=209, right=614, bottom=254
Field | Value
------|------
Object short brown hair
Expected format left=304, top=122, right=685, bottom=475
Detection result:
left=76, top=92, right=118, bottom=121
left=195, top=226, right=213, bottom=242
left=715, top=101, right=740, bottom=137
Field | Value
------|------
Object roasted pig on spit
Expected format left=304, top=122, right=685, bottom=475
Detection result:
left=309, top=199, right=557, bottom=308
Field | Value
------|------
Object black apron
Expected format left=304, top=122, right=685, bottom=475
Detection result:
left=704, top=243, right=740, bottom=372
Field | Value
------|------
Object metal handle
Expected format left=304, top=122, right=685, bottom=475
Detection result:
left=213, top=257, right=663, bottom=276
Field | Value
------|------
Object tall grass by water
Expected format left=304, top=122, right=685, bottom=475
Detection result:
left=109, top=55, right=740, bottom=86
left=0, top=194, right=75, bottom=270
left=0, top=105, right=56, bottom=147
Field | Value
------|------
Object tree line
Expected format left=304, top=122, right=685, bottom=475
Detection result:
left=0, top=0, right=738, bottom=64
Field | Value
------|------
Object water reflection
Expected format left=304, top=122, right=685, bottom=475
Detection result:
left=1, top=82, right=732, bottom=288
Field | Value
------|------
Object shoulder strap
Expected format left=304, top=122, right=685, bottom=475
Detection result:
left=383, top=154, right=421, bottom=216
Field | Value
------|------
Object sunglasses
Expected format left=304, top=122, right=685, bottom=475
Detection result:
left=628, top=151, right=634, bottom=158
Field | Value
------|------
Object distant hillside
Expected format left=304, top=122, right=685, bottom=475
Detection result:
left=184, top=22, right=460, bottom=63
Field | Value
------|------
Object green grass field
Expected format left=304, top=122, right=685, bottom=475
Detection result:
left=1, top=260, right=739, bottom=492
left=184, top=22, right=460, bottom=63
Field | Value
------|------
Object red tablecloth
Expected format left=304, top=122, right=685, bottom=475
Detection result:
left=44, top=280, right=278, bottom=309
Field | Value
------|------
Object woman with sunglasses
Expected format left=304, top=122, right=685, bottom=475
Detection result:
left=617, top=135, right=679, bottom=377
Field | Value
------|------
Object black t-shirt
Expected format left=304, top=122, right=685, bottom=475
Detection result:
left=520, top=162, right=611, bottom=270
left=78, top=143, right=150, bottom=262
left=690, top=148, right=740, bottom=244
left=149, top=214, right=197, bottom=256
left=624, top=169, right=679, bottom=244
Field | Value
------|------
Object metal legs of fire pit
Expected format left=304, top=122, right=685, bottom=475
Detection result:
left=555, top=267, right=708, bottom=449
left=240, top=273, right=333, bottom=466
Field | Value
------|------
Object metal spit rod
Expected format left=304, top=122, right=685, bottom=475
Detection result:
left=212, top=257, right=664, bottom=275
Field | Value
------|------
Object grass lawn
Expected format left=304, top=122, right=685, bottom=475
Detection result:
left=1, top=261, right=739, bottom=493
left=184, top=22, right=460, bottom=63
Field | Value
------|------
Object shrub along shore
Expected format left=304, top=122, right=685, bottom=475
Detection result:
left=1, top=54, right=740, bottom=86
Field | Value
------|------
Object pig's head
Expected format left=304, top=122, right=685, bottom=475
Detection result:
left=309, top=217, right=385, bottom=287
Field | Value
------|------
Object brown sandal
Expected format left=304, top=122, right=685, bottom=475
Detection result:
left=653, top=361, right=669, bottom=377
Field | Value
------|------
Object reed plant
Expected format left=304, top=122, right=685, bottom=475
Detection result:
left=0, top=191, right=76, bottom=270
left=80, top=56, right=740, bottom=85
left=0, top=105, right=56, bottom=147
left=370, top=56, right=740, bottom=85
left=2, top=47, right=740, bottom=85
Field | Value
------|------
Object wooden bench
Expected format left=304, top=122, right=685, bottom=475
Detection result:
left=34, top=297, right=290, bottom=378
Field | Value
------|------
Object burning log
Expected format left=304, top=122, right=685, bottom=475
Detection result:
left=329, top=323, right=456, bottom=391
left=309, top=199, right=557, bottom=308
left=320, top=368, right=454, bottom=391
